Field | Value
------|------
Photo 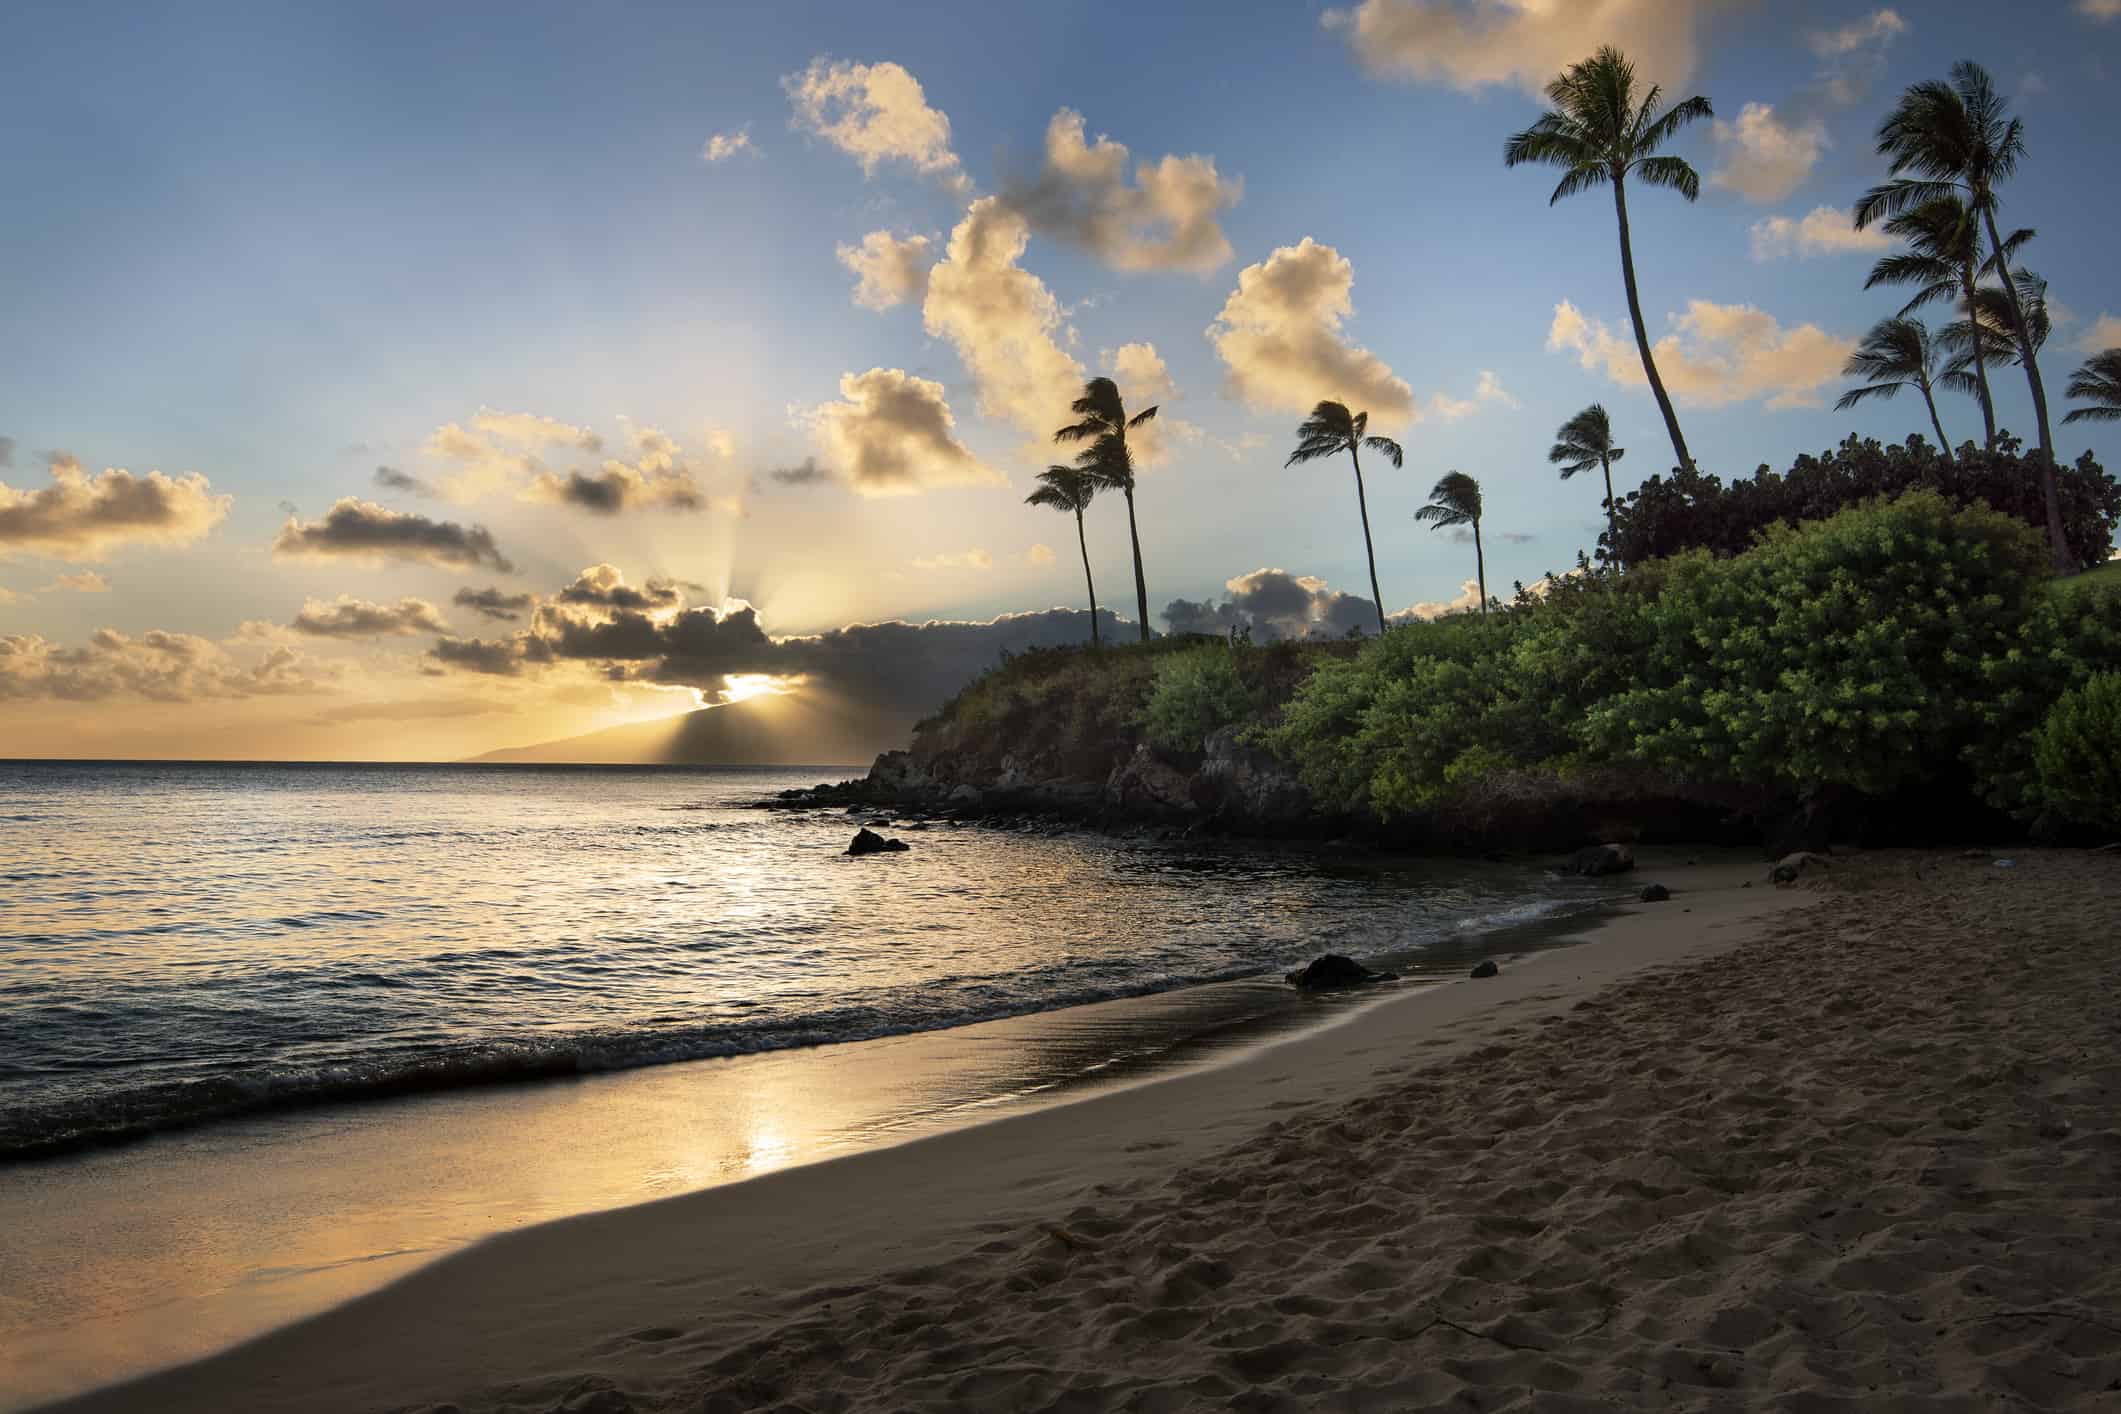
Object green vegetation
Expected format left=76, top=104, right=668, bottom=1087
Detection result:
left=2032, top=675, right=2121, bottom=833
left=1139, top=646, right=1258, bottom=752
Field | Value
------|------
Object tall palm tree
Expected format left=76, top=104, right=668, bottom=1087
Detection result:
left=1285, top=401, right=1404, bottom=637
left=1836, top=317, right=1956, bottom=461
left=1549, top=403, right=1628, bottom=568
left=1053, top=377, right=1158, bottom=643
left=2063, top=349, right=2121, bottom=425
left=1857, top=61, right=2070, bottom=572
left=1414, top=472, right=1488, bottom=616
left=1505, top=47, right=1713, bottom=474
left=1859, top=197, right=2028, bottom=448
left=1025, top=465, right=1103, bottom=650
left=1940, top=271, right=2051, bottom=425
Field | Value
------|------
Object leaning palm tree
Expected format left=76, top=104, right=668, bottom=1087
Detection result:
left=1860, top=197, right=2028, bottom=448
left=1549, top=403, right=1628, bottom=568
left=1506, top=47, right=1713, bottom=474
left=1025, top=465, right=1103, bottom=650
left=1940, top=270, right=2052, bottom=427
left=1836, top=318, right=1956, bottom=461
left=1414, top=471, right=1488, bottom=617
left=2063, top=349, right=2121, bottom=425
left=1857, top=61, right=2069, bottom=571
left=1285, top=401, right=1404, bottom=637
left=1054, top=377, right=1157, bottom=643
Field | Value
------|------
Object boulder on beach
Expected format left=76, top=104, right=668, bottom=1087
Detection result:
left=1770, top=851, right=1829, bottom=885
left=846, top=827, right=910, bottom=857
left=1469, top=959, right=1500, bottom=979
left=1568, top=842, right=1635, bottom=877
left=1640, top=883, right=1672, bottom=902
left=1285, top=954, right=1397, bottom=990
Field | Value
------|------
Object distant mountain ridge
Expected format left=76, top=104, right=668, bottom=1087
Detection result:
left=468, top=694, right=898, bottom=767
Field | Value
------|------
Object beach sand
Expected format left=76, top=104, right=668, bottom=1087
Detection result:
left=44, top=848, right=2121, bottom=1412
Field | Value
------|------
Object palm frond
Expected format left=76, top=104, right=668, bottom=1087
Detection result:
left=1632, top=155, right=1701, bottom=200
left=2063, top=349, right=2121, bottom=424
left=1835, top=380, right=1905, bottom=410
left=1415, top=471, right=1482, bottom=529
left=1126, top=406, right=1158, bottom=428
left=1363, top=435, right=1403, bottom=469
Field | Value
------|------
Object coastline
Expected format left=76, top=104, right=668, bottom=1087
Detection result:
left=27, top=850, right=1822, bottom=1413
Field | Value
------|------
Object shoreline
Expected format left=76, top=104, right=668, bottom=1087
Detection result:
left=25, top=851, right=1816, bottom=1413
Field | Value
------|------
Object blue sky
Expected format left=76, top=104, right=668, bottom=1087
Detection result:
left=2, top=0, right=2118, bottom=756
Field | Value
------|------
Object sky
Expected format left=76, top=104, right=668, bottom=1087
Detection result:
left=4, top=0, right=2119, bottom=761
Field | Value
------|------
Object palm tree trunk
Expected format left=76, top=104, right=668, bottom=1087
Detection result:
left=1121, top=484, right=1150, bottom=643
left=1613, top=177, right=1694, bottom=474
left=1979, top=203, right=2072, bottom=574
left=1473, top=520, right=1487, bottom=616
left=1920, top=382, right=1953, bottom=466
left=1074, top=508, right=1099, bottom=650
left=1959, top=264, right=1998, bottom=449
left=1347, top=445, right=1387, bottom=637
left=1600, top=452, right=1620, bottom=572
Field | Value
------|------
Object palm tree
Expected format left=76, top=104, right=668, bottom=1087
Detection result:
left=1414, top=471, right=1488, bottom=616
left=1857, top=61, right=2070, bottom=571
left=1285, top=401, right=1404, bottom=637
left=1940, top=271, right=2051, bottom=427
left=1506, top=47, right=1713, bottom=474
left=1549, top=403, right=1628, bottom=568
left=1835, top=317, right=1956, bottom=461
left=1054, top=377, right=1157, bottom=643
left=1859, top=197, right=2028, bottom=448
left=2064, top=349, right=2121, bottom=425
left=1025, top=466, right=1103, bottom=650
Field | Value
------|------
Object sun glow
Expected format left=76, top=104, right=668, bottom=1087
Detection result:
left=719, top=673, right=794, bottom=704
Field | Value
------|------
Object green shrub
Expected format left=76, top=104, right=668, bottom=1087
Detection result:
left=2031, top=673, right=2121, bottom=832
left=1139, top=646, right=1256, bottom=752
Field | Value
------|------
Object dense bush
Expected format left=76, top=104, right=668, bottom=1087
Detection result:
left=2030, top=674, right=2121, bottom=832
left=1604, top=435, right=2118, bottom=571
left=1139, top=646, right=1257, bottom=751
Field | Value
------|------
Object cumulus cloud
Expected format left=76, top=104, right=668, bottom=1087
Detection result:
left=1709, top=103, right=1827, bottom=203
left=702, top=126, right=756, bottom=162
left=453, top=586, right=536, bottom=622
left=1324, top=0, right=1726, bottom=93
left=911, top=548, right=994, bottom=571
left=0, top=455, right=231, bottom=561
left=523, top=424, right=706, bottom=514
left=0, top=630, right=334, bottom=702
left=806, top=368, right=1003, bottom=499
left=998, top=109, right=1241, bottom=274
left=1391, top=579, right=1486, bottom=622
left=1206, top=238, right=1414, bottom=424
left=289, top=595, right=450, bottom=639
left=766, top=457, right=832, bottom=487
left=43, top=571, right=109, bottom=593
left=784, top=58, right=963, bottom=184
left=837, top=230, right=935, bottom=311
left=1548, top=298, right=1852, bottom=410
left=1102, top=341, right=1198, bottom=467
left=1749, top=205, right=1894, bottom=260
left=2083, top=0, right=2121, bottom=20
left=1026, top=543, right=1056, bottom=566
left=1163, top=568, right=1379, bottom=641
left=373, top=465, right=434, bottom=496
left=422, top=408, right=602, bottom=501
left=1808, top=9, right=1907, bottom=56
left=273, top=499, right=515, bottom=573
left=922, top=198, right=1086, bottom=436
left=555, top=563, right=685, bottom=613
left=2074, top=313, right=2121, bottom=354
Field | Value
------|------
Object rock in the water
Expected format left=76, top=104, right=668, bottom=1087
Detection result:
left=1769, top=850, right=1829, bottom=884
left=1285, top=954, right=1397, bottom=990
left=1639, top=883, right=1672, bottom=902
left=1567, top=842, right=1635, bottom=877
left=1469, top=959, right=1500, bottom=979
left=846, top=827, right=910, bottom=856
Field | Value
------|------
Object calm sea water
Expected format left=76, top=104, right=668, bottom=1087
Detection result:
left=0, top=762, right=1600, bottom=1159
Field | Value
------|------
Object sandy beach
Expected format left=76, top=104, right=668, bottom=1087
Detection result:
left=41, top=847, right=2121, bottom=1412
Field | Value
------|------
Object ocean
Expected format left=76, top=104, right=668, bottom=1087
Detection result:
left=0, top=760, right=1611, bottom=1161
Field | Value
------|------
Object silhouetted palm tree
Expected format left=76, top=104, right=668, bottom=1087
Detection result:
left=1026, top=465, right=1103, bottom=650
left=1857, top=61, right=2070, bottom=571
left=1506, top=47, right=1713, bottom=474
left=2063, top=350, right=2121, bottom=425
left=1285, top=401, right=1404, bottom=637
left=1054, top=377, right=1158, bottom=643
left=1940, top=271, right=2051, bottom=426
left=1549, top=403, right=1628, bottom=568
left=1414, top=472, right=1488, bottom=616
left=1836, top=317, right=1956, bottom=461
left=1860, top=197, right=2028, bottom=448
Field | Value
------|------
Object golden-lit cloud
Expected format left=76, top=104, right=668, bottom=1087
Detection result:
left=1104, top=341, right=1198, bottom=467
left=1394, top=579, right=1486, bottom=622
left=910, top=548, right=994, bottom=571
left=702, top=126, right=756, bottom=162
left=1026, top=543, right=1056, bottom=566
left=1750, top=205, right=1893, bottom=260
left=289, top=596, right=450, bottom=639
left=554, top=563, right=685, bottom=613
left=1324, top=0, right=1727, bottom=92
left=273, top=500, right=515, bottom=572
left=2073, top=313, right=2121, bottom=354
left=43, top=571, right=110, bottom=593
left=784, top=58, right=964, bottom=185
left=1206, top=238, right=1414, bottom=424
left=1710, top=103, right=1827, bottom=203
left=922, top=198, right=1086, bottom=436
left=422, top=408, right=601, bottom=501
left=836, top=230, right=934, bottom=311
left=805, top=368, right=1003, bottom=497
left=1548, top=298, right=1852, bottom=410
left=1807, top=9, right=1907, bottom=56
left=0, top=455, right=230, bottom=562
left=1164, top=568, right=1378, bottom=639
left=999, top=109, right=1241, bottom=274
left=522, top=425, right=707, bottom=514
left=0, top=629, right=335, bottom=702
left=2083, top=0, right=2121, bottom=20
left=453, top=586, right=536, bottom=622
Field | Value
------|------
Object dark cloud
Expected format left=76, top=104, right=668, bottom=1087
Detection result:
left=1163, top=568, right=1379, bottom=641
left=272, top=499, right=514, bottom=573
left=768, top=457, right=832, bottom=486
left=555, top=563, right=683, bottom=612
left=527, top=466, right=706, bottom=514
left=0, top=630, right=334, bottom=702
left=431, top=635, right=536, bottom=677
left=453, top=586, right=536, bottom=622
left=289, top=596, right=450, bottom=639
left=0, top=453, right=231, bottom=561
left=373, top=465, right=434, bottom=496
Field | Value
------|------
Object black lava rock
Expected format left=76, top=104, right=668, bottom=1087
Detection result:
left=846, top=827, right=910, bottom=856
left=1639, top=883, right=1672, bottom=902
left=1469, top=959, right=1500, bottom=979
left=1285, top=954, right=1397, bottom=990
